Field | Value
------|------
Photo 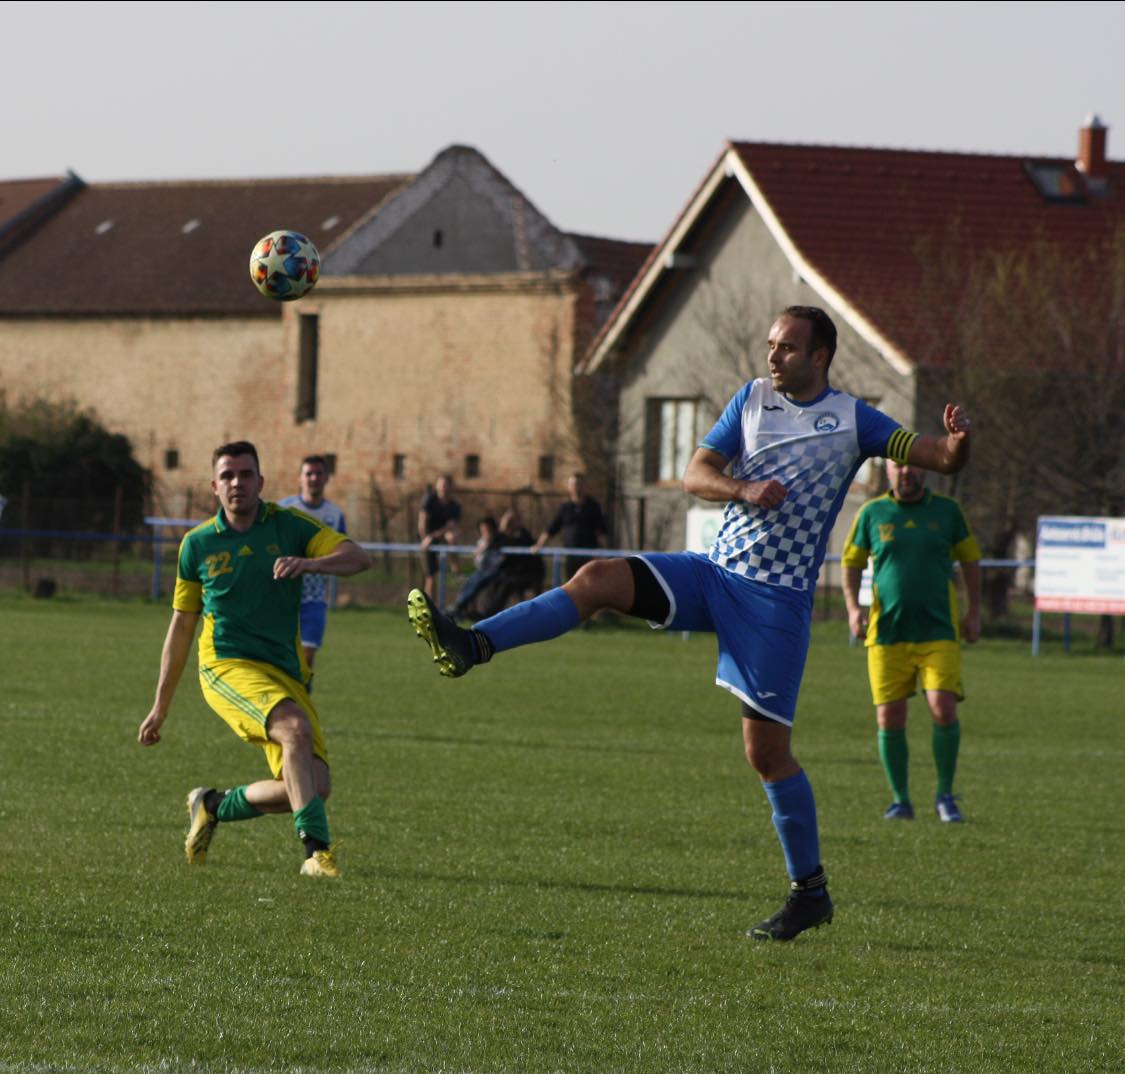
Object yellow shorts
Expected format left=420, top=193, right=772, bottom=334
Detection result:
left=198, top=659, right=328, bottom=779
left=866, top=640, right=964, bottom=706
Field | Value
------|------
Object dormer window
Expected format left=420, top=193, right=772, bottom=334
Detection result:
left=1023, top=161, right=1086, bottom=204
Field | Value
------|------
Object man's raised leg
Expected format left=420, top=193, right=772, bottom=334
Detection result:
left=408, top=559, right=636, bottom=677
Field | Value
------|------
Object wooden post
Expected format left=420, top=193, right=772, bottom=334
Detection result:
left=20, top=481, right=31, bottom=593
left=111, top=485, right=124, bottom=597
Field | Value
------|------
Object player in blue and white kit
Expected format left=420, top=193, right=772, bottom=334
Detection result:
left=279, top=456, right=347, bottom=675
left=407, top=307, right=972, bottom=941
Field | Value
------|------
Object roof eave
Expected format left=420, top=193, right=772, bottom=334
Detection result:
left=725, top=151, right=915, bottom=377
left=582, top=145, right=917, bottom=378
left=581, top=150, right=731, bottom=374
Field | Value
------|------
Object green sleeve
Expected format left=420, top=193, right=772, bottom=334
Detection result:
left=173, top=534, right=203, bottom=612
left=950, top=500, right=982, bottom=562
left=282, top=506, right=348, bottom=559
left=841, top=504, right=872, bottom=568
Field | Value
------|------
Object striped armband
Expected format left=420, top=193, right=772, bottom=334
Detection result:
left=884, top=428, right=918, bottom=465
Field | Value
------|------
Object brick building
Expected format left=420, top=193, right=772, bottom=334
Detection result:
left=0, top=146, right=649, bottom=537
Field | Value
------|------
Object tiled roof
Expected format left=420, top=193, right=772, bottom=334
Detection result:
left=587, top=138, right=1125, bottom=371
left=567, top=231, right=654, bottom=329
left=0, top=176, right=71, bottom=230
left=567, top=232, right=653, bottom=295
left=728, top=141, right=1125, bottom=365
left=0, top=174, right=411, bottom=316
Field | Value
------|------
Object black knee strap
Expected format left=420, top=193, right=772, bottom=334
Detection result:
left=626, top=556, right=670, bottom=623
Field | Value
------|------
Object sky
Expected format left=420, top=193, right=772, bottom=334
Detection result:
left=7, top=1, right=1123, bottom=241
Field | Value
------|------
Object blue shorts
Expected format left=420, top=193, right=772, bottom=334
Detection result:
left=299, top=601, right=329, bottom=649
left=639, top=552, right=813, bottom=725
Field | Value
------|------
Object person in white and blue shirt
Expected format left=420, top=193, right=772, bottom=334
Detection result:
left=406, top=306, right=973, bottom=942
left=279, top=456, right=347, bottom=675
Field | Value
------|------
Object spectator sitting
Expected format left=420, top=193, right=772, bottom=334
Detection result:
left=476, top=508, right=545, bottom=618
left=448, top=516, right=504, bottom=620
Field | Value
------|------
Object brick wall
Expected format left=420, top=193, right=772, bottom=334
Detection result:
left=0, top=270, right=596, bottom=536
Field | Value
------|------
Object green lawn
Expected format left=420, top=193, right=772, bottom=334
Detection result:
left=0, top=594, right=1121, bottom=1073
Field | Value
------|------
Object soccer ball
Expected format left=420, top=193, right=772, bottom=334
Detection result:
left=249, top=230, right=321, bottom=301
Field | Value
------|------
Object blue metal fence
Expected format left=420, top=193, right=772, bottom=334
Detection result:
left=6, top=517, right=1109, bottom=656
left=138, top=516, right=1102, bottom=656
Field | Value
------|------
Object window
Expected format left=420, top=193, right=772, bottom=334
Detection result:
left=538, top=454, right=555, bottom=483
left=645, top=398, right=698, bottom=483
left=393, top=454, right=406, bottom=480
left=164, top=448, right=180, bottom=471
left=464, top=454, right=481, bottom=480
left=296, top=314, right=319, bottom=422
left=433, top=229, right=444, bottom=248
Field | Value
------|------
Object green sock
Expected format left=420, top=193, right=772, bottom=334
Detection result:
left=215, top=786, right=263, bottom=822
left=932, top=720, right=961, bottom=798
left=878, top=728, right=910, bottom=803
left=293, top=796, right=331, bottom=847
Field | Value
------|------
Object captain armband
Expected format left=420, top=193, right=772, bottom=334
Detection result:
left=884, top=429, right=918, bottom=465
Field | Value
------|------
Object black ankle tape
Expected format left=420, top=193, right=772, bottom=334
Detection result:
left=471, top=630, right=493, bottom=663
left=792, top=866, right=828, bottom=892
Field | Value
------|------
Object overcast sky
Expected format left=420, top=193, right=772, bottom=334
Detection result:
left=7, top=1, right=1122, bottom=240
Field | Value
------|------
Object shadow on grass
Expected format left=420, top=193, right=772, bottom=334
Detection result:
left=375, top=863, right=747, bottom=903
left=336, top=726, right=676, bottom=756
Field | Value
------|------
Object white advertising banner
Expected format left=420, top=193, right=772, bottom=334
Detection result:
left=684, top=506, right=724, bottom=553
left=1033, top=515, right=1125, bottom=614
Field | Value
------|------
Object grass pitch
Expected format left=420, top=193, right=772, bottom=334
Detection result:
left=0, top=594, right=1121, bottom=1073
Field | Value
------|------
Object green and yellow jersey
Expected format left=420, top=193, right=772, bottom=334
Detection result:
left=172, top=502, right=348, bottom=682
left=842, top=490, right=981, bottom=646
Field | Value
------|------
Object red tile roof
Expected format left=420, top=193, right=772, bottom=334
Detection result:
left=587, top=138, right=1125, bottom=371
left=0, top=176, right=71, bottom=229
left=729, top=141, right=1125, bottom=365
left=0, top=175, right=410, bottom=316
left=567, top=232, right=653, bottom=296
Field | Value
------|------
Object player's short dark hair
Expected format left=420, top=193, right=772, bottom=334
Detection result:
left=478, top=515, right=498, bottom=529
left=212, top=440, right=260, bottom=472
left=301, top=454, right=328, bottom=470
left=782, top=305, right=837, bottom=363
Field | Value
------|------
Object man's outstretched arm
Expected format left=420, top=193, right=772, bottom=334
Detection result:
left=273, top=539, right=372, bottom=580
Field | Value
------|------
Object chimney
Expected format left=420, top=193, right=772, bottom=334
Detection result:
left=1076, top=114, right=1108, bottom=180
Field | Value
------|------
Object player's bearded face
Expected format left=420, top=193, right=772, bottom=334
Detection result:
left=766, top=317, right=826, bottom=399
left=212, top=454, right=264, bottom=518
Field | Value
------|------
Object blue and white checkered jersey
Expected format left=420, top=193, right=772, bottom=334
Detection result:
left=700, top=379, right=910, bottom=592
left=277, top=496, right=347, bottom=604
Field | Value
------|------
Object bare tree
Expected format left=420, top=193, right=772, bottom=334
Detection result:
left=916, top=226, right=1125, bottom=638
left=683, top=277, right=774, bottom=412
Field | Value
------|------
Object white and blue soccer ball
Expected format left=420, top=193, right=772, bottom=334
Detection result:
left=249, top=230, right=321, bottom=301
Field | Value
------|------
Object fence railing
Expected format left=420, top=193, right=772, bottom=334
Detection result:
left=4, top=518, right=1113, bottom=657
left=142, top=515, right=642, bottom=605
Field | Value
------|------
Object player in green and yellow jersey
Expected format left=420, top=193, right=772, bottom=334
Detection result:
left=842, top=459, right=981, bottom=823
left=138, top=441, right=371, bottom=876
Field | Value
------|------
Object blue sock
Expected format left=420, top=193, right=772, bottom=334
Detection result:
left=762, top=769, right=824, bottom=894
left=474, top=587, right=581, bottom=654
